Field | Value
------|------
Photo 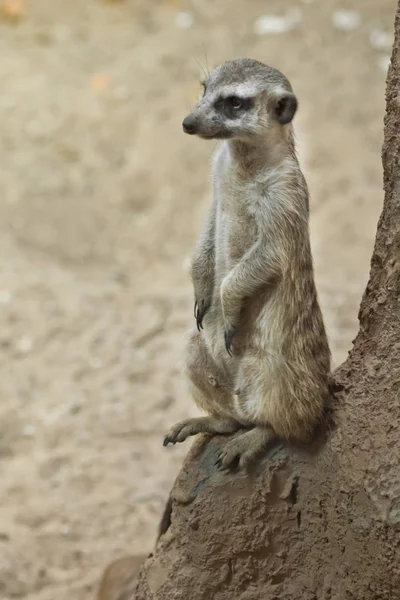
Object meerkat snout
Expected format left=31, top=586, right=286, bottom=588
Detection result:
left=183, top=59, right=298, bottom=141
left=182, top=115, right=197, bottom=134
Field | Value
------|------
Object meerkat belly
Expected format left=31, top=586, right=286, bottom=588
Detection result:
left=203, top=186, right=258, bottom=370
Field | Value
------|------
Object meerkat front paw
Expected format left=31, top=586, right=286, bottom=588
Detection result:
left=163, top=420, right=197, bottom=446
left=163, top=418, right=211, bottom=446
left=164, top=416, right=243, bottom=448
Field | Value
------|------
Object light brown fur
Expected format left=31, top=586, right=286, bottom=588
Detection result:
left=164, top=59, right=331, bottom=469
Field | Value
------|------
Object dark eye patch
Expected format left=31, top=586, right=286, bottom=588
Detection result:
left=214, top=95, right=254, bottom=118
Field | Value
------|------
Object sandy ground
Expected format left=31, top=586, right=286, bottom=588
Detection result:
left=0, top=0, right=396, bottom=598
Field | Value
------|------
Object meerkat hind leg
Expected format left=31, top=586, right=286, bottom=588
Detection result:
left=217, top=426, right=276, bottom=471
left=163, top=416, right=242, bottom=447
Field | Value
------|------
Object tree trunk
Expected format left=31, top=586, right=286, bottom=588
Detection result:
left=135, top=4, right=400, bottom=598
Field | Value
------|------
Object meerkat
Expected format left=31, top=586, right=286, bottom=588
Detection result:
left=163, top=58, right=331, bottom=470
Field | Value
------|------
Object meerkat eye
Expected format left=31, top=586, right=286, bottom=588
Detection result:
left=227, top=96, right=243, bottom=110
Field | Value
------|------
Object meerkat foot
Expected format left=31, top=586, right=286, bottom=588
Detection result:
left=163, top=416, right=241, bottom=447
left=216, top=426, right=276, bottom=471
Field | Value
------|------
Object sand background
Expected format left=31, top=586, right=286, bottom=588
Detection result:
left=0, top=0, right=395, bottom=598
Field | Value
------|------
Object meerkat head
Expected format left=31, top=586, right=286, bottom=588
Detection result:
left=182, top=59, right=297, bottom=141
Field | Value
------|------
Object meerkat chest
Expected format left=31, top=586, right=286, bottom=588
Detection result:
left=213, top=144, right=260, bottom=216
left=213, top=149, right=259, bottom=263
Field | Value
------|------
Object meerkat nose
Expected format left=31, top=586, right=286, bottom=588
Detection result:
left=182, top=116, right=197, bottom=135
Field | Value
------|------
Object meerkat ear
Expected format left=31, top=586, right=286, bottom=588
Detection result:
left=274, top=93, right=298, bottom=125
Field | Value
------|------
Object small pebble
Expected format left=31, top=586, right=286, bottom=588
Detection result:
left=254, top=9, right=302, bottom=35
left=332, top=10, right=360, bottom=32
left=15, top=335, right=33, bottom=353
left=0, top=0, right=25, bottom=22
left=22, top=425, right=36, bottom=437
left=369, top=29, right=392, bottom=51
left=175, top=11, right=194, bottom=29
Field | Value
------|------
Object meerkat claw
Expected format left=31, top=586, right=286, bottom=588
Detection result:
left=195, top=299, right=207, bottom=331
left=194, top=301, right=202, bottom=331
left=224, top=329, right=235, bottom=356
left=163, top=435, right=177, bottom=446
left=215, top=457, right=230, bottom=472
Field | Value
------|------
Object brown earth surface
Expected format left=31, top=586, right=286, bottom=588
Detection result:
left=0, top=0, right=396, bottom=599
